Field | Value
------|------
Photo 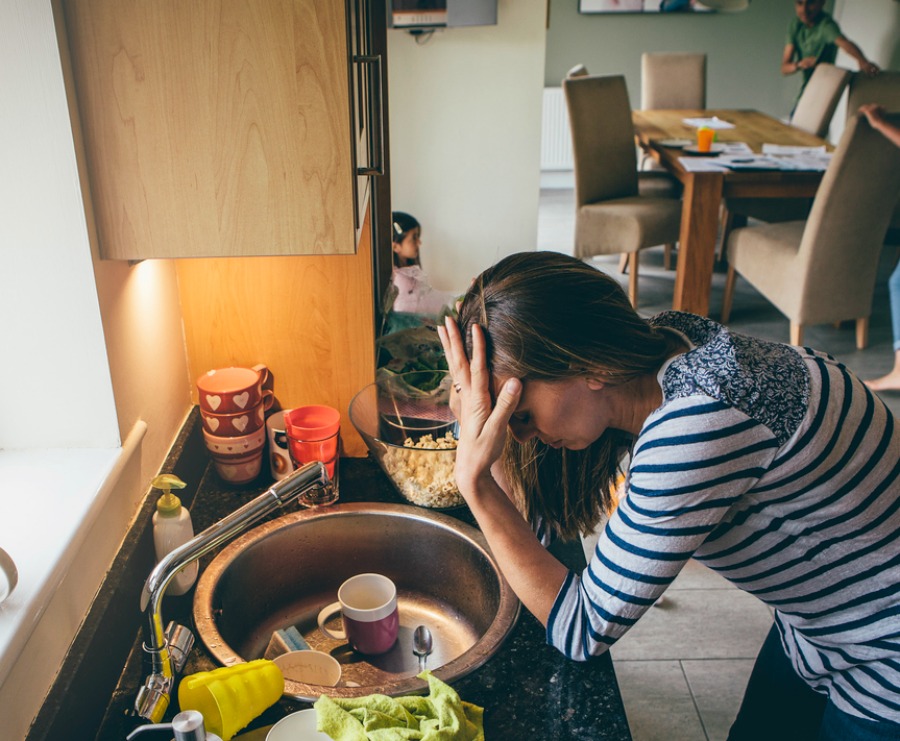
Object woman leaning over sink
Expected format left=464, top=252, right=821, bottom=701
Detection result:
left=436, top=252, right=900, bottom=741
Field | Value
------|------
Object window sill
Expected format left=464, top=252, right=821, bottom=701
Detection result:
left=0, top=421, right=146, bottom=688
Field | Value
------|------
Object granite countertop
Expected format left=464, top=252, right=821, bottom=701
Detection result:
left=97, top=456, right=632, bottom=740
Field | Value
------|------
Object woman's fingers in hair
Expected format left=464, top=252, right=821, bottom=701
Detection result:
left=438, top=317, right=467, bottom=388
left=469, top=323, right=489, bottom=391
left=485, top=378, right=521, bottom=437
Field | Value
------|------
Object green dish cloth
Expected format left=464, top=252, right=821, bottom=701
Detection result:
left=314, top=671, right=484, bottom=741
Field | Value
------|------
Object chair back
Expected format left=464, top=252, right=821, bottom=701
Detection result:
left=795, top=112, right=900, bottom=318
left=790, top=63, right=851, bottom=137
left=563, top=74, right=639, bottom=208
left=640, top=52, right=706, bottom=110
left=847, top=69, right=900, bottom=113
left=846, top=70, right=900, bottom=230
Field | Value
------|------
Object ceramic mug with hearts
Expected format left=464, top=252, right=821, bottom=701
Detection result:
left=199, top=397, right=272, bottom=436
left=197, top=364, right=270, bottom=415
left=202, top=427, right=267, bottom=485
left=202, top=426, right=267, bottom=458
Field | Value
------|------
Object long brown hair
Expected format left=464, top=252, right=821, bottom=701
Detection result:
left=458, top=252, right=672, bottom=540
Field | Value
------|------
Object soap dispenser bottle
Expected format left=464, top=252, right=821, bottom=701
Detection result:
left=151, top=474, right=198, bottom=596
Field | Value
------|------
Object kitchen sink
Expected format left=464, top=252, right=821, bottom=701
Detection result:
left=193, top=502, right=520, bottom=701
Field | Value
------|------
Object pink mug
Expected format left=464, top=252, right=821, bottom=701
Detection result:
left=202, top=427, right=266, bottom=485
left=317, top=573, right=399, bottom=655
left=200, top=398, right=271, bottom=436
left=202, top=426, right=266, bottom=458
left=197, top=364, right=270, bottom=414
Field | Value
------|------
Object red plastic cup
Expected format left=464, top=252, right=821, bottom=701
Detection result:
left=284, top=406, right=340, bottom=506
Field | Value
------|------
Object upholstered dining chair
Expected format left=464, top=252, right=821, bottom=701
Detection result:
left=563, top=74, right=682, bottom=307
left=639, top=53, right=707, bottom=175
left=566, top=63, right=678, bottom=194
left=720, top=112, right=900, bottom=350
left=847, top=69, right=900, bottom=235
left=790, top=63, right=852, bottom=137
left=640, top=52, right=707, bottom=111
left=716, top=63, right=852, bottom=262
left=847, top=69, right=900, bottom=119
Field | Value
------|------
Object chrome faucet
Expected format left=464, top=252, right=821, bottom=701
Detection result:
left=135, top=461, right=331, bottom=722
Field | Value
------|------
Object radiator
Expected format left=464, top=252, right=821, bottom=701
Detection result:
left=541, top=87, right=573, bottom=171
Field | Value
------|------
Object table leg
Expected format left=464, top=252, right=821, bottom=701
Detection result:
left=672, top=172, right=724, bottom=317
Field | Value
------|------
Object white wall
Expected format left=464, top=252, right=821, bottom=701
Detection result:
left=0, top=2, right=192, bottom=735
left=387, top=0, right=548, bottom=293
left=828, top=0, right=900, bottom=142
left=545, top=0, right=804, bottom=123
left=0, top=0, right=118, bottom=449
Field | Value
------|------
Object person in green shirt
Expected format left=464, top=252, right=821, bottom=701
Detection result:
left=781, top=0, right=879, bottom=98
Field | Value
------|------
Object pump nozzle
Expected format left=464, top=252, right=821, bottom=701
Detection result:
left=152, top=474, right=187, bottom=515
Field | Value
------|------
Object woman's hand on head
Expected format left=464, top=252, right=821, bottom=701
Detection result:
left=438, top=317, right=522, bottom=494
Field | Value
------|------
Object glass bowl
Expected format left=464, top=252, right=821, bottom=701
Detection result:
left=349, top=371, right=463, bottom=509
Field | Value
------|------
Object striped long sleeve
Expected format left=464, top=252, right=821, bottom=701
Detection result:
left=547, top=313, right=900, bottom=724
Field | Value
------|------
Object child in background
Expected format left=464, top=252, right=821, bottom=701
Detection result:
left=378, top=211, right=457, bottom=373
left=385, top=212, right=455, bottom=321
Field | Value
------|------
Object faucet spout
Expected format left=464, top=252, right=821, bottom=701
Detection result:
left=135, top=461, right=329, bottom=722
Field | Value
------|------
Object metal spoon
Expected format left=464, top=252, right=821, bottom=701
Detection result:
left=412, top=625, right=434, bottom=671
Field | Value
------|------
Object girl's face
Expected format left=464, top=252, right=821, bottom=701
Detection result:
left=393, top=227, right=421, bottom=262
left=499, top=376, right=611, bottom=451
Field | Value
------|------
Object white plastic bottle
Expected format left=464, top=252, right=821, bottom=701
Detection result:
left=151, top=474, right=198, bottom=596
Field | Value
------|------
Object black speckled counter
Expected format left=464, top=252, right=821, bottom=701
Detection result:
left=92, top=414, right=632, bottom=741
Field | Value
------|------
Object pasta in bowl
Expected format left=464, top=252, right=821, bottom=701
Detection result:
left=349, top=371, right=464, bottom=509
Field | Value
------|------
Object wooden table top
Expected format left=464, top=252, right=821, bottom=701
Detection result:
left=633, top=109, right=831, bottom=194
left=633, top=109, right=831, bottom=152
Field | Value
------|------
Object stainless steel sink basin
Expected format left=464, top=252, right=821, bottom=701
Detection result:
left=193, top=502, right=520, bottom=700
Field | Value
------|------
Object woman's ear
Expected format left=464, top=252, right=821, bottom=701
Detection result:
left=586, top=377, right=606, bottom=391
left=392, top=242, right=401, bottom=254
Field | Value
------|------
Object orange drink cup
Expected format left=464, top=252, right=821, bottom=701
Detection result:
left=697, top=127, right=714, bottom=153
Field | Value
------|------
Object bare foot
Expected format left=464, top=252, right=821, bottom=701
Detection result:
left=864, top=370, right=900, bottom=392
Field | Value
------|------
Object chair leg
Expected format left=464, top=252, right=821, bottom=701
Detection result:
left=618, top=253, right=629, bottom=274
left=663, top=243, right=674, bottom=271
left=856, top=317, right=869, bottom=350
left=721, top=265, right=736, bottom=323
left=717, top=207, right=732, bottom=263
left=718, top=211, right=747, bottom=264
left=790, top=323, right=803, bottom=347
left=628, top=252, right=639, bottom=308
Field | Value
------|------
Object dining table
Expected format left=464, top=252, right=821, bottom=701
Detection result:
left=632, top=109, right=832, bottom=317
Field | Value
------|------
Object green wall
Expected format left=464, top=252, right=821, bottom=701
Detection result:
left=545, top=0, right=818, bottom=120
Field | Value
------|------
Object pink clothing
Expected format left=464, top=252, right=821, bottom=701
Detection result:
left=390, top=266, right=454, bottom=315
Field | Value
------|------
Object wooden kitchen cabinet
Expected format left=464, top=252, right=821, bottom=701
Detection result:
left=61, top=0, right=376, bottom=259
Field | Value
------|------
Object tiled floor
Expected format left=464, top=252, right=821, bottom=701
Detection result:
left=538, top=183, right=900, bottom=741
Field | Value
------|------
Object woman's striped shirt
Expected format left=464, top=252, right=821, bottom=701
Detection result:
left=547, top=312, right=900, bottom=723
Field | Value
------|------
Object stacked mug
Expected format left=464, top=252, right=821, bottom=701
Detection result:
left=198, top=365, right=273, bottom=485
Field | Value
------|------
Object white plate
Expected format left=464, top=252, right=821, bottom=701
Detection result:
left=657, top=138, right=692, bottom=148
left=0, top=547, right=17, bottom=604
left=682, top=143, right=727, bottom=156
left=267, top=709, right=331, bottom=741
left=273, top=650, right=341, bottom=686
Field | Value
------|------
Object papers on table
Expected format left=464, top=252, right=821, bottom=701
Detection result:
left=760, top=144, right=832, bottom=172
left=681, top=116, right=736, bottom=130
left=679, top=142, right=751, bottom=172
left=678, top=141, right=833, bottom=173
left=761, top=144, right=827, bottom=156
